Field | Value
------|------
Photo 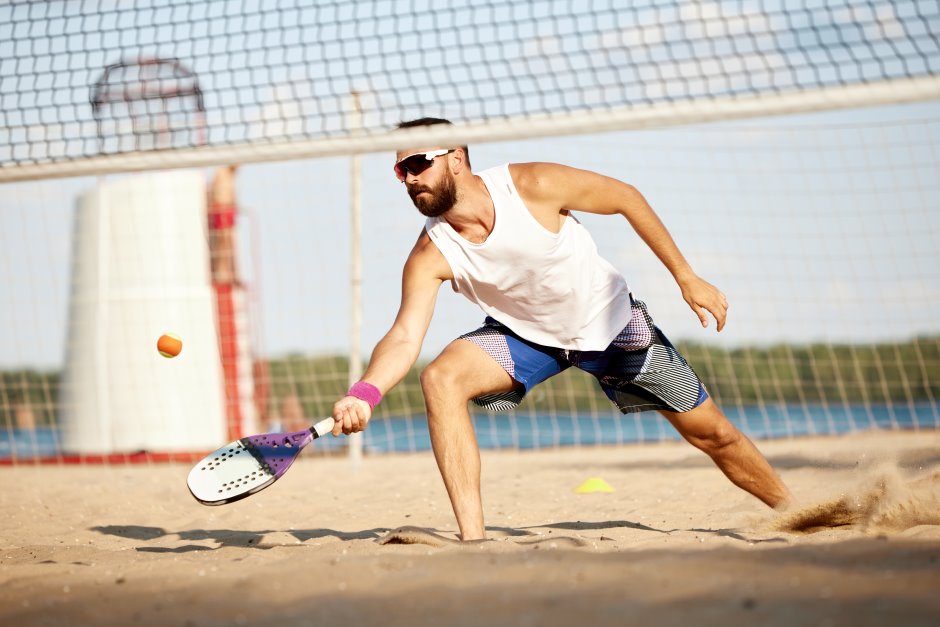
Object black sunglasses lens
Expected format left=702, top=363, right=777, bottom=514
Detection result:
left=399, top=154, right=433, bottom=178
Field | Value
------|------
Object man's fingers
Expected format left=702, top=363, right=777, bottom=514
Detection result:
left=331, top=412, right=345, bottom=437
left=331, top=405, right=352, bottom=436
left=334, top=410, right=357, bottom=435
left=332, top=412, right=359, bottom=436
left=714, top=303, right=727, bottom=332
left=331, top=399, right=371, bottom=436
left=710, top=296, right=729, bottom=332
left=343, top=415, right=360, bottom=435
left=692, top=298, right=730, bottom=332
left=684, top=281, right=729, bottom=332
left=692, top=302, right=708, bottom=328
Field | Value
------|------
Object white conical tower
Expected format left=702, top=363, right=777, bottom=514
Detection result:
left=59, top=170, right=227, bottom=454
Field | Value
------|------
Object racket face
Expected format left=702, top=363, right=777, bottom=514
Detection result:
left=187, top=430, right=313, bottom=505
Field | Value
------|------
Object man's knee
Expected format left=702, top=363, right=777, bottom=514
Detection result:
left=421, top=341, right=515, bottom=403
left=420, top=359, right=446, bottom=393
left=420, top=357, right=470, bottom=400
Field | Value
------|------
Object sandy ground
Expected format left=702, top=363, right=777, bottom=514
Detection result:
left=1, top=429, right=939, bottom=627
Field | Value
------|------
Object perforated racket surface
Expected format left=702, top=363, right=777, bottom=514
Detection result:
left=187, top=418, right=334, bottom=505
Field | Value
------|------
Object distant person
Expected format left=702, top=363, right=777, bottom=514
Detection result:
left=331, top=118, right=793, bottom=541
left=207, top=165, right=261, bottom=439
left=14, top=403, right=36, bottom=431
left=208, top=165, right=239, bottom=285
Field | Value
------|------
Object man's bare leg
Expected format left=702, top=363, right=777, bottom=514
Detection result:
left=420, top=340, right=517, bottom=541
left=660, top=398, right=793, bottom=509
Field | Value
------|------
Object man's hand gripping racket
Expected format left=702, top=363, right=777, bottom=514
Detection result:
left=187, top=417, right=335, bottom=506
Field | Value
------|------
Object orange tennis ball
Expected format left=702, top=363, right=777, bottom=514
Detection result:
left=157, top=333, right=183, bottom=358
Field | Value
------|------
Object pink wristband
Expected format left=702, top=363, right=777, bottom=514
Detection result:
left=347, top=381, right=382, bottom=410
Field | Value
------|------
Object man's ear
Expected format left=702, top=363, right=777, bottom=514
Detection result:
left=450, top=147, right=468, bottom=175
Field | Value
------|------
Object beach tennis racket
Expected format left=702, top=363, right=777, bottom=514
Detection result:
left=187, top=417, right=335, bottom=505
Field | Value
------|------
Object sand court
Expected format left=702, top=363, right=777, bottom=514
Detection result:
left=2, top=429, right=939, bottom=626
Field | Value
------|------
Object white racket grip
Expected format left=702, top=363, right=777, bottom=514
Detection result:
left=312, top=417, right=336, bottom=438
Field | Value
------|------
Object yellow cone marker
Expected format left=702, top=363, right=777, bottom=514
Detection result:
left=575, top=477, right=615, bottom=494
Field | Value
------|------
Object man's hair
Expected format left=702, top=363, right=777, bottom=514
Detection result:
left=396, top=117, right=470, bottom=169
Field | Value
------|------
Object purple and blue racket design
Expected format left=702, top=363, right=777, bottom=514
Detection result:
left=187, top=418, right=335, bottom=505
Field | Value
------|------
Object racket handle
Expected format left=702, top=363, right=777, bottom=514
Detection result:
left=311, top=417, right=335, bottom=438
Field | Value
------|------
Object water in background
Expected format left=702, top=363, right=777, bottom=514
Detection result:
left=1, top=402, right=936, bottom=460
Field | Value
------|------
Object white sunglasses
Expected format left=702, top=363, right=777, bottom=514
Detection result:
left=393, top=149, right=455, bottom=181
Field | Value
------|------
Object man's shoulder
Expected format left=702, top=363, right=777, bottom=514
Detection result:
left=507, top=162, right=574, bottom=203
left=407, top=227, right=453, bottom=282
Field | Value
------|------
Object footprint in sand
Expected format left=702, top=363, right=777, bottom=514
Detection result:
left=377, top=527, right=462, bottom=547
left=376, top=526, right=587, bottom=548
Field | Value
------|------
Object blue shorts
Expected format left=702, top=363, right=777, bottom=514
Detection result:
left=459, top=299, right=708, bottom=414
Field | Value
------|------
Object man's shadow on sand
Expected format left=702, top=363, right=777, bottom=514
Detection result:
left=90, top=525, right=392, bottom=553
left=91, top=516, right=785, bottom=552
left=516, top=520, right=788, bottom=544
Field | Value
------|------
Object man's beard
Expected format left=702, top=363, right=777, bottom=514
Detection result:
left=407, top=173, right=457, bottom=218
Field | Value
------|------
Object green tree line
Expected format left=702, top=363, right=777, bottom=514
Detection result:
left=2, top=337, right=938, bottom=428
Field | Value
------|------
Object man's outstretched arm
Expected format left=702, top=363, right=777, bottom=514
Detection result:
left=511, top=162, right=729, bottom=331
left=331, top=231, right=448, bottom=435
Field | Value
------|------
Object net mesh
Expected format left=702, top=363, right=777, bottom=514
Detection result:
left=1, top=0, right=939, bottom=174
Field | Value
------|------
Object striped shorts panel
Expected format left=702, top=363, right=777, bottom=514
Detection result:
left=458, top=300, right=708, bottom=414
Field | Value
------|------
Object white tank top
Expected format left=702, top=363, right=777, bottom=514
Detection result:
left=425, top=163, right=633, bottom=351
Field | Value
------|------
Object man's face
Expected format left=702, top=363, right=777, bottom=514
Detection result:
left=395, top=148, right=458, bottom=218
